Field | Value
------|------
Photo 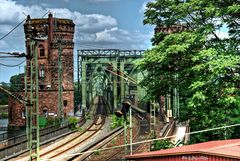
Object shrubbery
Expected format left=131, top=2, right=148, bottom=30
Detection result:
left=151, top=139, right=174, bottom=151
left=68, top=116, right=78, bottom=129
left=110, top=115, right=124, bottom=130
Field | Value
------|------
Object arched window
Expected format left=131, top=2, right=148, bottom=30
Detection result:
left=39, top=45, right=45, bottom=57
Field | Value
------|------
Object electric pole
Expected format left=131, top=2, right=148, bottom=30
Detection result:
left=25, top=39, right=40, bottom=160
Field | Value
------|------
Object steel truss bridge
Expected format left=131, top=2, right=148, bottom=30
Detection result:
left=77, top=49, right=146, bottom=113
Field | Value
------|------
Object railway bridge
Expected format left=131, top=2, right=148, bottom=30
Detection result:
left=77, top=49, right=146, bottom=113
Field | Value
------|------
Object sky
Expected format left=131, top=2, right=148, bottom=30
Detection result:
left=0, top=0, right=154, bottom=83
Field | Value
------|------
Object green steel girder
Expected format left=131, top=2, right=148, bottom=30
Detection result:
left=77, top=49, right=145, bottom=113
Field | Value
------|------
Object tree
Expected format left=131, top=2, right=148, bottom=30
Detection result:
left=0, top=82, right=9, bottom=105
left=140, top=0, right=240, bottom=142
left=9, top=73, right=24, bottom=91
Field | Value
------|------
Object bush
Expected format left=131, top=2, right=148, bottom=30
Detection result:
left=151, top=139, right=174, bottom=151
left=46, top=117, right=60, bottom=127
left=110, top=115, right=124, bottom=130
left=0, top=112, right=8, bottom=119
left=68, top=116, right=78, bottom=129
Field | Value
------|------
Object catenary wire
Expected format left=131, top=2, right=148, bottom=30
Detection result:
left=0, top=18, right=27, bottom=41
left=0, top=60, right=26, bottom=67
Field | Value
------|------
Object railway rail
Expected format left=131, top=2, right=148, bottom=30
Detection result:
left=14, top=96, right=108, bottom=161
left=40, top=96, right=108, bottom=161
left=0, top=124, right=76, bottom=161
left=80, top=112, right=144, bottom=161
left=41, top=116, right=106, bottom=160
left=68, top=126, right=124, bottom=161
left=103, top=114, right=142, bottom=161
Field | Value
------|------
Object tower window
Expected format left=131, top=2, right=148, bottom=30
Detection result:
left=39, top=66, right=45, bottom=78
left=39, top=85, right=44, bottom=90
left=39, top=45, right=45, bottom=57
left=40, top=49, right=45, bottom=56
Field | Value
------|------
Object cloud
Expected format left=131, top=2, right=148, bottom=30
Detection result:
left=0, top=0, right=151, bottom=51
left=95, top=27, right=120, bottom=43
left=208, top=28, right=229, bottom=40
left=92, top=27, right=152, bottom=49
left=75, top=27, right=152, bottom=50
left=0, top=0, right=153, bottom=82
left=216, top=31, right=229, bottom=39
left=0, top=0, right=43, bottom=23
left=139, top=0, right=154, bottom=14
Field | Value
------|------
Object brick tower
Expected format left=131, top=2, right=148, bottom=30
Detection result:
left=8, top=14, right=75, bottom=128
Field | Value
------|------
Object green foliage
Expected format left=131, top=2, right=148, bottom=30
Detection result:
left=10, top=74, right=24, bottom=91
left=111, top=138, right=116, bottom=145
left=94, top=150, right=100, bottom=155
left=68, top=116, right=78, bottom=129
left=110, top=115, right=124, bottom=130
left=142, top=0, right=240, bottom=143
left=46, top=117, right=60, bottom=126
left=151, top=139, right=174, bottom=151
left=77, top=127, right=83, bottom=132
left=85, top=115, right=91, bottom=120
left=0, top=82, right=9, bottom=105
left=0, top=112, right=8, bottom=119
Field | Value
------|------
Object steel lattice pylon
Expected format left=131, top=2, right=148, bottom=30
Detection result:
left=25, top=40, right=40, bottom=160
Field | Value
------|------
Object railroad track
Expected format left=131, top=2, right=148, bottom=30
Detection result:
left=41, top=116, right=105, bottom=161
left=14, top=96, right=107, bottom=161
left=104, top=115, right=142, bottom=161
left=1, top=124, right=77, bottom=161
left=68, top=126, right=124, bottom=161
left=78, top=114, right=143, bottom=161
left=41, top=96, right=108, bottom=160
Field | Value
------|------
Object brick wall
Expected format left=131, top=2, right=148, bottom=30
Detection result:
left=8, top=90, right=74, bottom=127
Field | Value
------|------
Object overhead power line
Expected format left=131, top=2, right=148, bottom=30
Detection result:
left=0, top=18, right=26, bottom=41
left=0, top=60, right=26, bottom=67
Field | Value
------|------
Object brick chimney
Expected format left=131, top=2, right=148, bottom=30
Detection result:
left=48, top=13, right=54, bottom=43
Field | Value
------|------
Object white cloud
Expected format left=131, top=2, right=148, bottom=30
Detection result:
left=0, top=0, right=153, bottom=82
left=208, top=30, right=229, bottom=40
left=95, top=27, right=120, bottom=43
left=0, top=0, right=151, bottom=52
left=216, top=31, right=229, bottom=39
left=0, top=0, right=43, bottom=23
left=139, top=0, right=154, bottom=14
left=93, top=27, right=152, bottom=49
